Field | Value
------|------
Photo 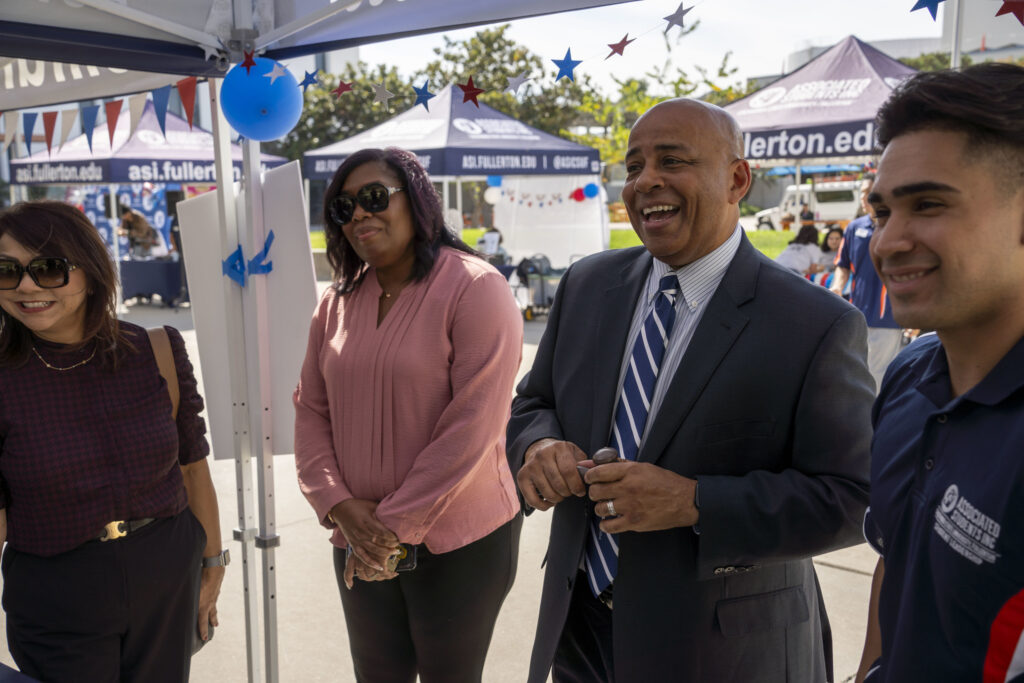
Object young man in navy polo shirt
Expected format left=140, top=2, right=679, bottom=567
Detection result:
left=854, top=63, right=1024, bottom=683
left=830, top=177, right=903, bottom=393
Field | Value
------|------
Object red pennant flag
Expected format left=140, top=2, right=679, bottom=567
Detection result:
left=42, top=111, right=58, bottom=156
left=177, top=77, right=198, bottom=129
left=105, top=100, right=123, bottom=148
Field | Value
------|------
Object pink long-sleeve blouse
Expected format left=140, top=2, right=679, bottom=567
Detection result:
left=293, top=247, right=523, bottom=553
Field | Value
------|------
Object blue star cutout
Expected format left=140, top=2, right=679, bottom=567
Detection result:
left=551, top=48, right=583, bottom=82
left=910, top=0, right=947, bottom=19
left=299, top=70, right=320, bottom=93
left=413, top=80, right=435, bottom=111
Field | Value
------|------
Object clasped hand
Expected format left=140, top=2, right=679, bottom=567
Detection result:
left=329, top=499, right=400, bottom=588
left=517, top=439, right=699, bottom=532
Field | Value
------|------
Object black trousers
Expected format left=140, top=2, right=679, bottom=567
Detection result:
left=552, top=571, right=615, bottom=683
left=334, top=513, right=523, bottom=683
left=2, top=509, right=206, bottom=683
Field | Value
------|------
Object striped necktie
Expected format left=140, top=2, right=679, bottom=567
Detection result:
left=585, top=273, right=680, bottom=597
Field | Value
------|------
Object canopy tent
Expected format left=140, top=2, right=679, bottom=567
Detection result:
left=9, top=100, right=286, bottom=185
left=725, top=35, right=916, bottom=162
left=305, top=85, right=606, bottom=266
left=0, top=3, right=638, bottom=681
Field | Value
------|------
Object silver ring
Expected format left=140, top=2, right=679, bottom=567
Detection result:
left=606, top=500, right=617, bottom=517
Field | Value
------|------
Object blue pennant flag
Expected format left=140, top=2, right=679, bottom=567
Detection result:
left=80, top=104, right=100, bottom=153
left=247, top=231, right=275, bottom=275
left=222, top=244, right=247, bottom=287
left=21, top=112, right=37, bottom=156
left=151, top=85, right=172, bottom=138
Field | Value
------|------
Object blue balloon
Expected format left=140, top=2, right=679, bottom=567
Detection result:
left=221, top=57, right=303, bottom=142
left=486, top=175, right=503, bottom=187
left=583, top=182, right=600, bottom=198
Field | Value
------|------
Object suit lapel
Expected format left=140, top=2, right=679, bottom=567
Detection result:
left=638, top=236, right=761, bottom=466
left=588, top=250, right=651, bottom=454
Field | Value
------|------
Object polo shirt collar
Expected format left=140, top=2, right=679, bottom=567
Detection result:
left=917, top=334, right=1024, bottom=408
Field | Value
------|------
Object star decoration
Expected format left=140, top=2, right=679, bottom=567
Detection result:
left=551, top=49, right=583, bottom=82
left=910, top=0, right=947, bottom=20
left=299, top=70, right=320, bottom=93
left=663, top=3, right=693, bottom=33
left=331, top=80, right=353, bottom=99
left=458, top=77, right=486, bottom=107
left=202, top=44, right=221, bottom=61
left=412, top=80, right=435, bottom=111
left=240, top=50, right=256, bottom=75
left=606, top=34, right=636, bottom=59
left=264, top=62, right=287, bottom=85
left=506, top=72, right=531, bottom=95
left=995, top=1, right=1024, bottom=25
left=371, top=82, right=394, bottom=108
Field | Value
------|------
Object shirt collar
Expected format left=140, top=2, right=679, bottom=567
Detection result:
left=649, top=224, right=742, bottom=311
left=917, top=334, right=1024, bottom=408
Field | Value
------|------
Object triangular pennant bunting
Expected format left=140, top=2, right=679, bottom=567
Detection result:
left=151, top=85, right=171, bottom=138
left=58, top=107, right=78, bottom=151
left=81, top=104, right=99, bottom=152
left=2, top=111, right=17, bottom=152
left=104, top=100, right=123, bottom=148
left=128, top=93, right=147, bottom=139
left=22, top=112, right=38, bottom=156
left=42, top=111, right=58, bottom=156
left=177, top=77, right=197, bottom=129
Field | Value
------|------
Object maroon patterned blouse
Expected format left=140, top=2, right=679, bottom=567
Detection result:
left=0, top=322, right=209, bottom=556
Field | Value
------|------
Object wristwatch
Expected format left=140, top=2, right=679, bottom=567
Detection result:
left=201, top=549, right=231, bottom=568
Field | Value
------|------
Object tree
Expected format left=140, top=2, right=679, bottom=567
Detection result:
left=899, top=51, right=973, bottom=71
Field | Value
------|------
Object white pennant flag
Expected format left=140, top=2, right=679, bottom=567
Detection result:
left=2, top=111, right=17, bottom=152
left=58, top=108, right=78, bottom=151
left=128, top=93, right=147, bottom=140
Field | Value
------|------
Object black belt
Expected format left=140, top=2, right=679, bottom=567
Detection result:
left=95, top=518, right=156, bottom=542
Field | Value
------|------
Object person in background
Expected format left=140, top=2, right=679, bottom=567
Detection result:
left=0, top=200, right=226, bottom=682
left=818, top=226, right=843, bottom=270
left=855, top=63, right=1024, bottom=683
left=118, top=204, right=158, bottom=259
left=830, top=176, right=903, bottom=392
left=799, top=202, right=816, bottom=226
left=508, top=98, right=872, bottom=683
left=774, top=224, right=824, bottom=276
left=293, top=147, right=523, bottom=682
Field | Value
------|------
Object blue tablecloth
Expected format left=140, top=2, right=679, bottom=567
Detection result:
left=120, top=260, right=183, bottom=305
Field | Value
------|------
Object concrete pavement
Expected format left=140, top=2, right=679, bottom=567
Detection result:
left=0, top=303, right=875, bottom=682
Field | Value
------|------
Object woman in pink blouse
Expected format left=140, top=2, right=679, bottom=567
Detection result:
left=294, top=147, right=524, bottom=682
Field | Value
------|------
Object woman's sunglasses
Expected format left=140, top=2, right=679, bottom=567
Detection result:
left=328, top=183, right=405, bottom=227
left=0, top=257, right=78, bottom=290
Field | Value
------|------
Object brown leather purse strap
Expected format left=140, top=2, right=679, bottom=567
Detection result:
left=147, top=326, right=179, bottom=420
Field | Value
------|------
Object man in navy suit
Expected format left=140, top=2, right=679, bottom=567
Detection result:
left=508, top=98, right=874, bottom=682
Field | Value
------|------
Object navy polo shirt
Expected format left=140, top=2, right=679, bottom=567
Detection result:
left=837, top=216, right=899, bottom=329
left=863, top=334, right=1024, bottom=682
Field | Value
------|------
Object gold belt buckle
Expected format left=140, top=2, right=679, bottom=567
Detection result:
left=101, top=520, right=127, bottom=542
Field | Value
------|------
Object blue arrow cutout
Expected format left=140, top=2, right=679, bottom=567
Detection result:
left=222, top=244, right=247, bottom=286
left=247, top=230, right=275, bottom=276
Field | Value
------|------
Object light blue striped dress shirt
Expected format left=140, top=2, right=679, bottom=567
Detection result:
left=609, top=224, right=743, bottom=448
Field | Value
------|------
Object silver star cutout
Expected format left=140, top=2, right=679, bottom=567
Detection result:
left=264, top=62, right=287, bottom=85
left=372, top=82, right=395, bottom=108
left=663, top=3, right=693, bottom=33
left=506, top=72, right=531, bottom=95
left=201, top=44, right=221, bottom=61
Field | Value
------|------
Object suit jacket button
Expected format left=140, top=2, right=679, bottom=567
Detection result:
left=566, top=576, right=573, bottom=590
left=714, top=567, right=724, bottom=575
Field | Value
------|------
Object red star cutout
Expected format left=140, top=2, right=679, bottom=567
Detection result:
left=458, top=76, right=486, bottom=107
left=240, top=50, right=256, bottom=75
left=331, top=80, right=353, bottom=99
left=606, top=34, right=636, bottom=60
left=996, top=0, right=1024, bottom=25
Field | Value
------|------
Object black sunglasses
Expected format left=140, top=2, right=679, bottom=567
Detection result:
left=0, top=257, right=79, bottom=290
left=328, top=183, right=405, bottom=227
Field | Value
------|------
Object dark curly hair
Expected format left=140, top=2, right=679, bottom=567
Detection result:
left=0, top=200, right=131, bottom=368
left=322, top=147, right=475, bottom=294
left=876, top=63, right=1024, bottom=194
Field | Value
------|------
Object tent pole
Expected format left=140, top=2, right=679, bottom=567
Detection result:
left=456, top=178, right=464, bottom=229
left=208, top=78, right=264, bottom=683
left=949, top=0, right=964, bottom=70
left=107, top=184, right=128, bottom=315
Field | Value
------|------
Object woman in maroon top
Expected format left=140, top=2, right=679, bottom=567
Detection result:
left=0, top=201, right=226, bottom=682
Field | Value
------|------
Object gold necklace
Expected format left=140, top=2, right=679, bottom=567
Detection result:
left=31, top=345, right=96, bottom=371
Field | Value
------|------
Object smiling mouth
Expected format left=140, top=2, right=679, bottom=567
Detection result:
left=639, top=205, right=680, bottom=226
left=887, top=268, right=936, bottom=283
left=18, top=301, right=55, bottom=311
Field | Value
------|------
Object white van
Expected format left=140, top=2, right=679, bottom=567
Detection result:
left=754, top=180, right=862, bottom=231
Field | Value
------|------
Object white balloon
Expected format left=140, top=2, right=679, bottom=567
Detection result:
left=483, top=187, right=502, bottom=205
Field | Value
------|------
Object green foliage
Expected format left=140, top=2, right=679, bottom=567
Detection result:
left=899, top=52, right=973, bottom=72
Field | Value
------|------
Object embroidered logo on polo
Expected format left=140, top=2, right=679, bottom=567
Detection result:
left=934, top=484, right=1002, bottom=566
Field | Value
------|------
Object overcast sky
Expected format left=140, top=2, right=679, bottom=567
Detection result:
left=358, top=0, right=948, bottom=96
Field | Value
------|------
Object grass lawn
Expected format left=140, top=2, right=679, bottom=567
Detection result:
left=308, top=227, right=793, bottom=260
